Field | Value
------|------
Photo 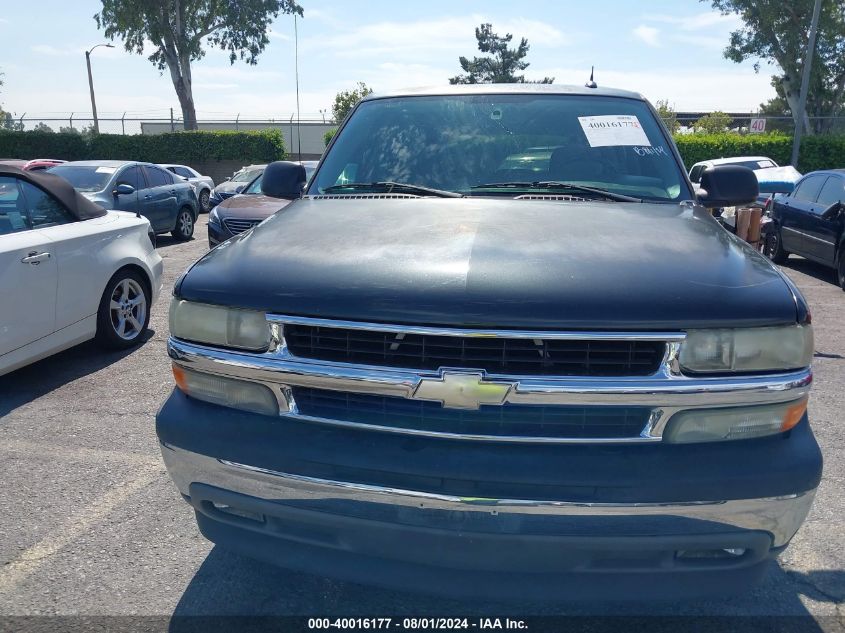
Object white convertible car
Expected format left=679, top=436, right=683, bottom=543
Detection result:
left=0, top=165, right=163, bottom=376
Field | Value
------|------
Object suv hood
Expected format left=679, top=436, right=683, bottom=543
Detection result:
left=178, top=197, right=798, bottom=329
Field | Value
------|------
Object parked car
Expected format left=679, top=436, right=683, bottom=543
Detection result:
left=207, top=161, right=318, bottom=248
left=689, top=156, right=779, bottom=184
left=159, top=164, right=215, bottom=212
left=158, top=84, right=820, bottom=601
left=208, top=164, right=266, bottom=209
left=0, top=158, right=66, bottom=171
left=48, top=160, right=199, bottom=240
left=0, top=165, right=163, bottom=376
left=765, top=169, right=845, bottom=289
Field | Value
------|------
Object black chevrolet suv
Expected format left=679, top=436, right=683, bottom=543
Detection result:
left=158, top=84, right=821, bottom=600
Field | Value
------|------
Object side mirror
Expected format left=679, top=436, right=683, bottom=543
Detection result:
left=697, top=165, right=759, bottom=209
left=235, top=185, right=245, bottom=193
left=261, top=161, right=307, bottom=199
left=223, top=176, right=230, bottom=181
left=821, top=201, right=842, bottom=220
left=113, top=183, right=135, bottom=196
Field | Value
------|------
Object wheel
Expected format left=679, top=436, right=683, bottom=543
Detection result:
left=199, top=189, right=210, bottom=213
left=172, top=207, right=195, bottom=241
left=837, top=253, right=845, bottom=291
left=763, top=225, right=789, bottom=264
left=95, top=269, right=150, bottom=350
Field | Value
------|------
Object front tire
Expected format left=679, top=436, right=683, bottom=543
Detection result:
left=95, top=269, right=151, bottom=350
left=837, top=253, right=845, bottom=291
left=172, top=207, right=195, bottom=241
left=199, top=189, right=210, bottom=213
left=764, top=225, right=789, bottom=264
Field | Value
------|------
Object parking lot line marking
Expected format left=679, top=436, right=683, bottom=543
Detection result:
left=0, top=439, right=160, bottom=467
left=0, top=466, right=160, bottom=593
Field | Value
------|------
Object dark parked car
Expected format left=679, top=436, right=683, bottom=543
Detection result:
left=208, top=164, right=266, bottom=209
left=49, top=160, right=199, bottom=240
left=765, top=169, right=845, bottom=289
left=207, top=161, right=318, bottom=247
left=158, top=85, right=820, bottom=600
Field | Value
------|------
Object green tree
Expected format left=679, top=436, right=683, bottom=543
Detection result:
left=655, top=99, right=680, bottom=132
left=450, top=23, right=553, bottom=84
left=693, top=111, right=733, bottom=134
left=331, top=82, right=373, bottom=124
left=708, top=0, right=845, bottom=134
left=0, top=112, right=23, bottom=132
left=33, top=122, right=55, bottom=133
left=95, top=0, right=304, bottom=130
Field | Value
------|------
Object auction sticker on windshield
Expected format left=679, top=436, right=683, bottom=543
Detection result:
left=578, top=115, right=650, bottom=147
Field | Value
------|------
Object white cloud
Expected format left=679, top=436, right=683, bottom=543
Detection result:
left=632, top=25, right=660, bottom=47
left=309, top=14, right=567, bottom=58
left=530, top=66, right=776, bottom=111
left=31, top=44, right=66, bottom=56
left=192, top=65, right=282, bottom=81
left=643, top=11, right=741, bottom=31
left=193, top=82, right=239, bottom=90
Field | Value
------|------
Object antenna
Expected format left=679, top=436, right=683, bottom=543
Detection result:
left=585, top=66, right=597, bottom=89
left=294, top=13, right=302, bottom=162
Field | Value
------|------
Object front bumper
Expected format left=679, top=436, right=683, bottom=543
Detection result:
left=207, top=220, right=232, bottom=248
left=157, top=390, right=821, bottom=599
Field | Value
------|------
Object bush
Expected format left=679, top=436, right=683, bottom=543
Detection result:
left=323, top=128, right=337, bottom=147
left=672, top=133, right=793, bottom=170
left=0, top=129, right=286, bottom=163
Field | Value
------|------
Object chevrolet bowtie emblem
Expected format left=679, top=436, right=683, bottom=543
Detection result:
left=412, top=371, right=514, bottom=410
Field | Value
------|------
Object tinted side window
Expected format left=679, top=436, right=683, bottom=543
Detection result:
left=793, top=175, right=825, bottom=202
left=816, top=176, right=845, bottom=208
left=144, top=166, right=173, bottom=187
left=689, top=165, right=704, bottom=183
left=19, top=180, right=74, bottom=228
left=174, top=166, right=193, bottom=179
left=117, top=166, right=142, bottom=190
left=0, top=176, right=30, bottom=235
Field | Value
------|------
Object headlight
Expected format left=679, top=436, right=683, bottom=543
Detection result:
left=679, top=325, right=813, bottom=373
left=663, top=397, right=808, bottom=443
left=172, top=364, right=278, bottom=415
left=209, top=207, right=221, bottom=224
left=169, top=299, right=270, bottom=351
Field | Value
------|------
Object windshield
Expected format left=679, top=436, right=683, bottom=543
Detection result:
left=244, top=175, right=263, bottom=194
left=310, top=94, right=689, bottom=201
left=231, top=168, right=263, bottom=183
left=48, top=165, right=115, bottom=192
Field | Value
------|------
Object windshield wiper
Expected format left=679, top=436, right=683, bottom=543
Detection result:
left=470, top=181, right=642, bottom=203
left=322, top=181, right=463, bottom=198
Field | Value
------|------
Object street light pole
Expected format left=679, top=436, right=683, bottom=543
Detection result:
left=85, top=43, right=114, bottom=134
left=790, top=0, right=822, bottom=168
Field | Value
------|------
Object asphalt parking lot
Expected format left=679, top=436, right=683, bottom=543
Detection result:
left=1, top=214, right=844, bottom=625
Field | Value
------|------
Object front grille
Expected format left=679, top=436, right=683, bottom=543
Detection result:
left=223, top=218, right=260, bottom=235
left=292, top=387, right=651, bottom=439
left=283, top=325, right=665, bottom=377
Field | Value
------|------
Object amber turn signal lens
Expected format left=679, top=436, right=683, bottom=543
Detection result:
left=780, top=397, right=808, bottom=432
left=172, top=363, right=188, bottom=392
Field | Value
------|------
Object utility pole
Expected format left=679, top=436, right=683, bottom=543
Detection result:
left=85, top=43, right=113, bottom=134
left=791, top=0, right=822, bottom=168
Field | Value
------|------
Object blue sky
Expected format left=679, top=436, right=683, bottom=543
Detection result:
left=0, top=0, right=779, bottom=122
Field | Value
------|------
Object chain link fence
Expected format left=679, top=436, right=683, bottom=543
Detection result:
left=6, top=113, right=845, bottom=136
left=7, top=115, right=332, bottom=136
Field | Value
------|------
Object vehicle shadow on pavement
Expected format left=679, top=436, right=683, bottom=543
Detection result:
left=168, top=546, right=843, bottom=627
left=0, top=331, right=155, bottom=418
left=156, top=234, right=194, bottom=250
left=780, top=257, right=839, bottom=288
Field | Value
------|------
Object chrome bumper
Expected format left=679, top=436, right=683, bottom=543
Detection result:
left=161, top=443, right=815, bottom=548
